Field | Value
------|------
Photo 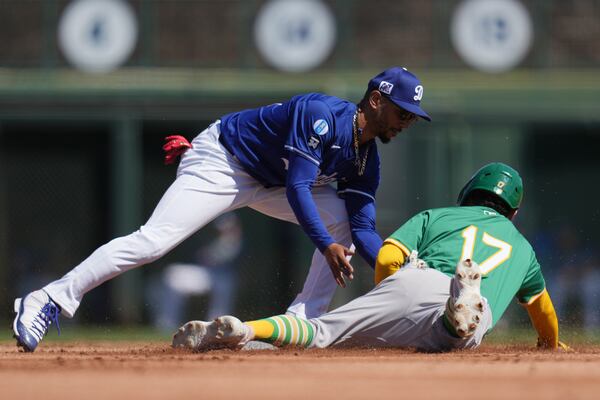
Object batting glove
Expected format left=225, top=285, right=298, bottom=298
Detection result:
left=558, top=341, right=572, bottom=352
left=163, top=135, right=192, bottom=165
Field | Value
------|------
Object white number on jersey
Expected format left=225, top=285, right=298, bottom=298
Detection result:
left=460, top=225, right=512, bottom=274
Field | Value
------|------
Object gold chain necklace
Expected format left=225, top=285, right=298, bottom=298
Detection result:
left=353, top=111, right=369, bottom=176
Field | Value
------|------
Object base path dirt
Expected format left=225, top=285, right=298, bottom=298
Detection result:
left=2, top=342, right=600, bottom=400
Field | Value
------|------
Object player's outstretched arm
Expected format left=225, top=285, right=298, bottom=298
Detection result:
left=285, top=154, right=354, bottom=287
left=524, top=289, right=569, bottom=350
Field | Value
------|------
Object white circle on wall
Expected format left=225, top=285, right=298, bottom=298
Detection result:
left=451, top=0, right=533, bottom=73
left=254, top=0, right=336, bottom=73
left=58, top=0, right=138, bottom=73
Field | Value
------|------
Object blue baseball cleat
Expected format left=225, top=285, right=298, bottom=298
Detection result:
left=13, top=290, right=61, bottom=352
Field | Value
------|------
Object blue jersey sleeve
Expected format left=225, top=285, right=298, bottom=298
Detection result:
left=286, top=153, right=335, bottom=252
left=344, top=194, right=382, bottom=268
left=284, top=100, right=334, bottom=167
left=337, top=144, right=381, bottom=267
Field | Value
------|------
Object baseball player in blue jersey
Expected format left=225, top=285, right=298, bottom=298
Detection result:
left=13, top=67, right=430, bottom=352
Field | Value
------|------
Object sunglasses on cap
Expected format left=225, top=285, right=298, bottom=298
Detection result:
left=381, top=94, right=418, bottom=121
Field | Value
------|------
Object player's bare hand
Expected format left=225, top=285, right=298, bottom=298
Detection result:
left=323, top=243, right=355, bottom=288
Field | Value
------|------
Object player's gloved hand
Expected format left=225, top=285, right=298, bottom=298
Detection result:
left=163, top=135, right=192, bottom=165
left=323, top=243, right=354, bottom=288
left=536, top=337, right=572, bottom=352
left=558, top=341, right=572, bottom=352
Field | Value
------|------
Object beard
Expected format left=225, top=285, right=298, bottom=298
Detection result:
left=378, top=134, right=391, bottom=144
left=378, top=129, right=400, bottom=144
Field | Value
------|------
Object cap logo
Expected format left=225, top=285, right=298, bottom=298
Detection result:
left=414, top=85, right=423, bottom=101
left=379, top=81, right=394, bottom=95
left=494, top=180, right=506, bottom=195
left=313, top=119, right=329, bottom=136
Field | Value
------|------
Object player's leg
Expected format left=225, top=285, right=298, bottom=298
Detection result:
left=173, top=267, right=453, bottom=351
left=248, top=185, right=352, bottom=319
left=42, top=121, right=255, bottom=318
left=13, top=123, right=259, bottom=351
left=172, top=313, right=314, bottom=351
left=173, top=265, right=492, bottom=352
left=310, top=265, right=491, bottom=350
left=244, top=315, right=316, bottom=347
left=415, top=259, right=492, bottom=352
left=43, top=175, right=235, bottom=314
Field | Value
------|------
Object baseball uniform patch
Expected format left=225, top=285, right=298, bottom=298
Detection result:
left=313, top=119, right=329, bottom=136
left=379, top=81, right=394, bottom=94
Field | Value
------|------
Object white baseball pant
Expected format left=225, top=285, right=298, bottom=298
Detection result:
left=43, top=122, right=352, bottom=320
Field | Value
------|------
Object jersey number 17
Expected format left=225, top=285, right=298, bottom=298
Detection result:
left=460, top=225, right=512, bottom=275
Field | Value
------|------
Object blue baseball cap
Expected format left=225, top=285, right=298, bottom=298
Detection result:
left=368, top=67, right=431, bottom=121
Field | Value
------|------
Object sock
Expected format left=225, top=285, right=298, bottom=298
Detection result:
left=245, top=315, right=315, bottom=347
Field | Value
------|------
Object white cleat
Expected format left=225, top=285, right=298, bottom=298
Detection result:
left=172, top=315, right=250, bottom=351
left=445, top=259, right=485, bottom=338
left=13, top=290, right=61, bottom=352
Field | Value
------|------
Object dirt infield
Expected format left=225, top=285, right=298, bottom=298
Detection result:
left=2, top=342, right=600, bottom=400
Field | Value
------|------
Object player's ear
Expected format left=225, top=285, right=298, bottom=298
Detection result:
left=368, top=90, right=383, bottom=110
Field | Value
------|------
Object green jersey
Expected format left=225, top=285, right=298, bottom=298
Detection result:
left=386, top=206, right=545, bottom=327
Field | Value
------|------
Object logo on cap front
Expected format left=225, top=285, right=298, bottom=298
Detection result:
left=414, top=85, right=423, bottom=101
left=313, top=119, right=329, bottom=136
left=379, top=81, right=394, bottom=95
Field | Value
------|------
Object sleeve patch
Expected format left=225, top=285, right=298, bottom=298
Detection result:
left=313, top=119, right=329, bottom=136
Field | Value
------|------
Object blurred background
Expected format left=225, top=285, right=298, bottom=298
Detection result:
left=0, top=0, right=599, bottom=338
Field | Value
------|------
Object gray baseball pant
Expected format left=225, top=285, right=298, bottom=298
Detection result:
left=308, top=263, right=493, bottom=352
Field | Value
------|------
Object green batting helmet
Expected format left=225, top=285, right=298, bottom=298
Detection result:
left=457, top=163, right=523, bottom=210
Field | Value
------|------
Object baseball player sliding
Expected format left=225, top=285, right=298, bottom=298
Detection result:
left=13, top=67, right=431, bottom=352
left=173, top=163, right=569, bottom=352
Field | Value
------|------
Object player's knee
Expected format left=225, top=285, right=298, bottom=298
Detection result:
left=110, top=229, right=171, bottom=263
left=138, top=235, right=170, bottom=262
